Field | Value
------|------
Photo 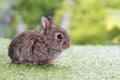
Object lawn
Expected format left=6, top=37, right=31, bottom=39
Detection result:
left=0, top=38, right=120, bottom=80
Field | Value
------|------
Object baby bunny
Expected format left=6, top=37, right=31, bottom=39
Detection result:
left=8, top=16, right=70, bottom=66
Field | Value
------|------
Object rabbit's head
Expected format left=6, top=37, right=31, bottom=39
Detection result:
left=41, top=16, right=70, bottom=51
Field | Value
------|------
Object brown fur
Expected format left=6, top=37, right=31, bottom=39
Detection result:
left=8, top=17, right=70, bottom=66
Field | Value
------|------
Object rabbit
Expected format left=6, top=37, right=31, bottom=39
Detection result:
left=8, top=16, right=70, bottom=66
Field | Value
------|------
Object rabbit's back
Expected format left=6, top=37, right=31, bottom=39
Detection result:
left=8, top=30, right=50, bottom=64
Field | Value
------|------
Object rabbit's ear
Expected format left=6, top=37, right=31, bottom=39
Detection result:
left=41, top=16, right=52, bottom=34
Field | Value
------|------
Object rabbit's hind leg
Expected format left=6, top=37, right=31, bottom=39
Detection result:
left=12, top=59, right=36, bottom=65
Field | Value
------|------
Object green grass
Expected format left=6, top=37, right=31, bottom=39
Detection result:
left=0, top=38, right=120, bottom=80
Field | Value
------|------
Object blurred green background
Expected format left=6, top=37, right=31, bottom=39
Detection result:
left=0, top=0, right=120, bottom=45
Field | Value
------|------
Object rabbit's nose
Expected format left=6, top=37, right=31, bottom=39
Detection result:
left=63, top=41, right=66, bottom=45
left=62, top=40, right=70, bottom=50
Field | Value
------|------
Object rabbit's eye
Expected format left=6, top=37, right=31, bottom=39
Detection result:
left=57, top=34, right=62, bottom=39
left=55, top=33, right=63, bottom=40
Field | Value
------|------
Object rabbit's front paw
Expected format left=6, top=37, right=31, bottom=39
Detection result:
left=46, top=63, right=55, bottom=66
